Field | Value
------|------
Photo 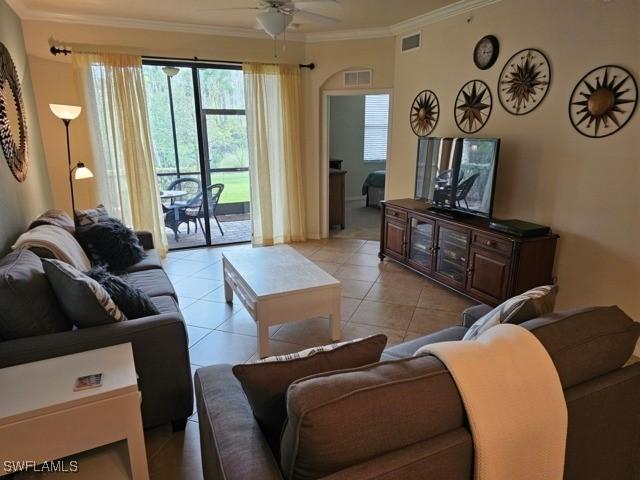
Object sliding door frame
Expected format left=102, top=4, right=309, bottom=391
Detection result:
left=143, top=58, right=250, bottom=249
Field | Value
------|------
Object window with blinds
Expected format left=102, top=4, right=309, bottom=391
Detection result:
left=364, top=94, right=390, bottom=162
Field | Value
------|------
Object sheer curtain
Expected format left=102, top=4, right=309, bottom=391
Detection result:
left=73, top=51, right=168, bottom=256
left=243, top=63, right=306, bottom=245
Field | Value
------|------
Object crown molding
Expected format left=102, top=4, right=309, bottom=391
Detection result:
left=305, top=26, right=392, bottom=43
left=390, top=0, right=501, bottom=34
left=8, top=0, right=500, bottom=44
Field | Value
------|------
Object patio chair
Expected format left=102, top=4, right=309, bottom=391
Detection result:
left=164, top=189, right=203, bottom=242
left=186, top=184, right=225, bottom=237
left=455, top=173, right=479, bottom=209
left=161, top=177, right=202, bottom=212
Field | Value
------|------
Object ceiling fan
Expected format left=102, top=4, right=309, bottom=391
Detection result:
left=207, top=0, right=341, bottom=38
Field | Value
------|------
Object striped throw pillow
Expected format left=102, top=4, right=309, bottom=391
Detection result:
left=462, top=285, right=558, bottom=341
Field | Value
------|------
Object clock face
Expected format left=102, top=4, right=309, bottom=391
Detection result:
left=474, top=35, right=499, bottom=70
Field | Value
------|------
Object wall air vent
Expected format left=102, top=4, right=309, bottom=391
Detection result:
left=401, top=32, right=422, bottom=53
left=343, top=69, right=372, bottom=88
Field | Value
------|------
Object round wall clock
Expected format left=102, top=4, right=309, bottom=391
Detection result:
left=409, top=90, right=439, bottom=137
left=455, top=80, right=492, bottom=133
left=473, top=35, right=499, bottom=70
left=0, top=41, right=28, bottom=182
left=569, top=65, right=637, bottom=138
left=498, top=48, right=551, bottom=115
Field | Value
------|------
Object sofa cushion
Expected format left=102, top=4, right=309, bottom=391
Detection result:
left=86, top=266, right=160, bottom=320
left=28, top=209, right=75, bottom=234
left=42, top=259, right=126, bottom=328
left=77, top=218, right=146, bottom=272
left=463, top=285, right=558, bottom=340
left=522, top=306, right=640, bottom=389
left=280, top=354, right=465, bottom=480
left=119, top=269, right=176, bottom=299
left=151, top=295, right=181, bottom=315
left=382, top=326, right=468, bottom=360
left=123, top=249, right=162, bottom=273
left=0, top=250, right=71, bottom=340
left=232, top=335, right=387, bottom=457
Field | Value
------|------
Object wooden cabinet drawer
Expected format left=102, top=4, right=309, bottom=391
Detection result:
left=472, top=232, right=512, bottom=256
left=385, top=206, right=407, bottom=221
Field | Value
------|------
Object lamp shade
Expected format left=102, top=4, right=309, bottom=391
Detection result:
left=73, top=162, right=93, bottom=180
left=257, top=9, right=292, bottom=37
left=49, top=104, right=82, bottom=120
left=162, top=66, right=180, bottom=78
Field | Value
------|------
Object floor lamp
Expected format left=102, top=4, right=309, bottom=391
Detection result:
left=49, top=104, right=94, bottom=216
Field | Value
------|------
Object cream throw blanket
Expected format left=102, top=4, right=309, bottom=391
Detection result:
left=417, top=324, right=567, bottom=480
left=13, top=225, right=91, bottom=271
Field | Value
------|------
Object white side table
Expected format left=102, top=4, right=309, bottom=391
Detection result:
left=0, top=343, right=148, bottom=479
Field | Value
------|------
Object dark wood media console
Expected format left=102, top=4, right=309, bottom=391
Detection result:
left=379, top=199, right=558, bottom=306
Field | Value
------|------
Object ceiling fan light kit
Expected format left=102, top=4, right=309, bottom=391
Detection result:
left=257, top=9, right=293, bottom=38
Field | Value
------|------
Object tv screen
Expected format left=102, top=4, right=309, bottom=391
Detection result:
left=415, top=137, right=500, bottom=218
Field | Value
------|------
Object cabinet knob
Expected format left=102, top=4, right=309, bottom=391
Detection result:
left=485, top=240, right=496, bottom=247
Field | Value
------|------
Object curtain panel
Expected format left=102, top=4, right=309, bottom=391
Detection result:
left=73, top=52, right=168, bottom=256
left=243, top=63, right=306, bottom=245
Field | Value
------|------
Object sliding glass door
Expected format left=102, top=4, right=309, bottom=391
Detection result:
left=142, top=61, right=251, bottom=249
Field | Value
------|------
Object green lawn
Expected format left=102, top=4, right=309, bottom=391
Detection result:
left=210, top=171, right=250, bottom=204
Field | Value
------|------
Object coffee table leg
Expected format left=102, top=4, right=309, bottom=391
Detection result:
left=257, top=320, right=269, bottom=359
left=330, top=295, right=341, bottom=342
left=223, top=264, right=233, bottom=304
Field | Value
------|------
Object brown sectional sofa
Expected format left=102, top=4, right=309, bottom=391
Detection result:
left=195, top=305, right=640, bottom=480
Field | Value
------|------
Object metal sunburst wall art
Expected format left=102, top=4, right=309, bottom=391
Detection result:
left=569, top=65, right=637, bottom=138
left=455, top=80, right=492, bottom=134
left=498, top=48, right=551, bottom=115
left=410, top=89, right=439, bottom=136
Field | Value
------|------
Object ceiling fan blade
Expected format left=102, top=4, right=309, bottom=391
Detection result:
left=293, top=0, right=339, bottom=4
left=197, top=6, right=263, bottom=12
left=293, top=9, right=340, bottom=25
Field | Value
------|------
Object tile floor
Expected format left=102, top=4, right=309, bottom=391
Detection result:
left=17, top=237, right=477, bottom=480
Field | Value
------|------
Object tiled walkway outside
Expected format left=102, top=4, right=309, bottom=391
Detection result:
left=18, top=238, right=477, bottom=480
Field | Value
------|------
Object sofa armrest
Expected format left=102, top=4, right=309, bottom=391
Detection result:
left=135, top=230, right=155, bottom=250
left=0, top=314, right=193, bottom=428
left=461, top=304, right=492, bottom=328
left=195, top=365, right=284, bottom=480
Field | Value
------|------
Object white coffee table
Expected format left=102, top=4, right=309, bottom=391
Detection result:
left=222, top=245, right=342, bottom=358
left=0, top=343, right=148, bottom=479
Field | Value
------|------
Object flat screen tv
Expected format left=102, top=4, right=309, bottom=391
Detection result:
left=415, top=137, right=500, bottom=218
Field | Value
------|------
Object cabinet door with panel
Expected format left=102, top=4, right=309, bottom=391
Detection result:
left=467, top=247, right=511, bottom=304
left=383, top=218, right=407, bottom=259
left=407, top=215, right=435, bottom=273
left=434, top=223, right=470, bottom=288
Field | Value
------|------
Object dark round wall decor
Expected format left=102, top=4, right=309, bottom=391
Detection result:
left=409, top=89, right=439, bottom=137
left=473, top=35, right=500, bottom=70
left=0, top=41, right=28, bottom=182
left=455, top=79, right=492, bottom=134
left=498, top=48, right=551, bottom=115
left=568, top=65, right=637, bottom=138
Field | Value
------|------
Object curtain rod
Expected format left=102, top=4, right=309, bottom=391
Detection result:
left=49, top=46, right=315, bottom=70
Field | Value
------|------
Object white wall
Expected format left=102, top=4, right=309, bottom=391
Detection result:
left=388, top=0, right=640, bottom=350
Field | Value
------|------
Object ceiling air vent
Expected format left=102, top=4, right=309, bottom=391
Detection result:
left=401, top=32, right=421, bottom=53
left=343, top=69, right=372, bottom=88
